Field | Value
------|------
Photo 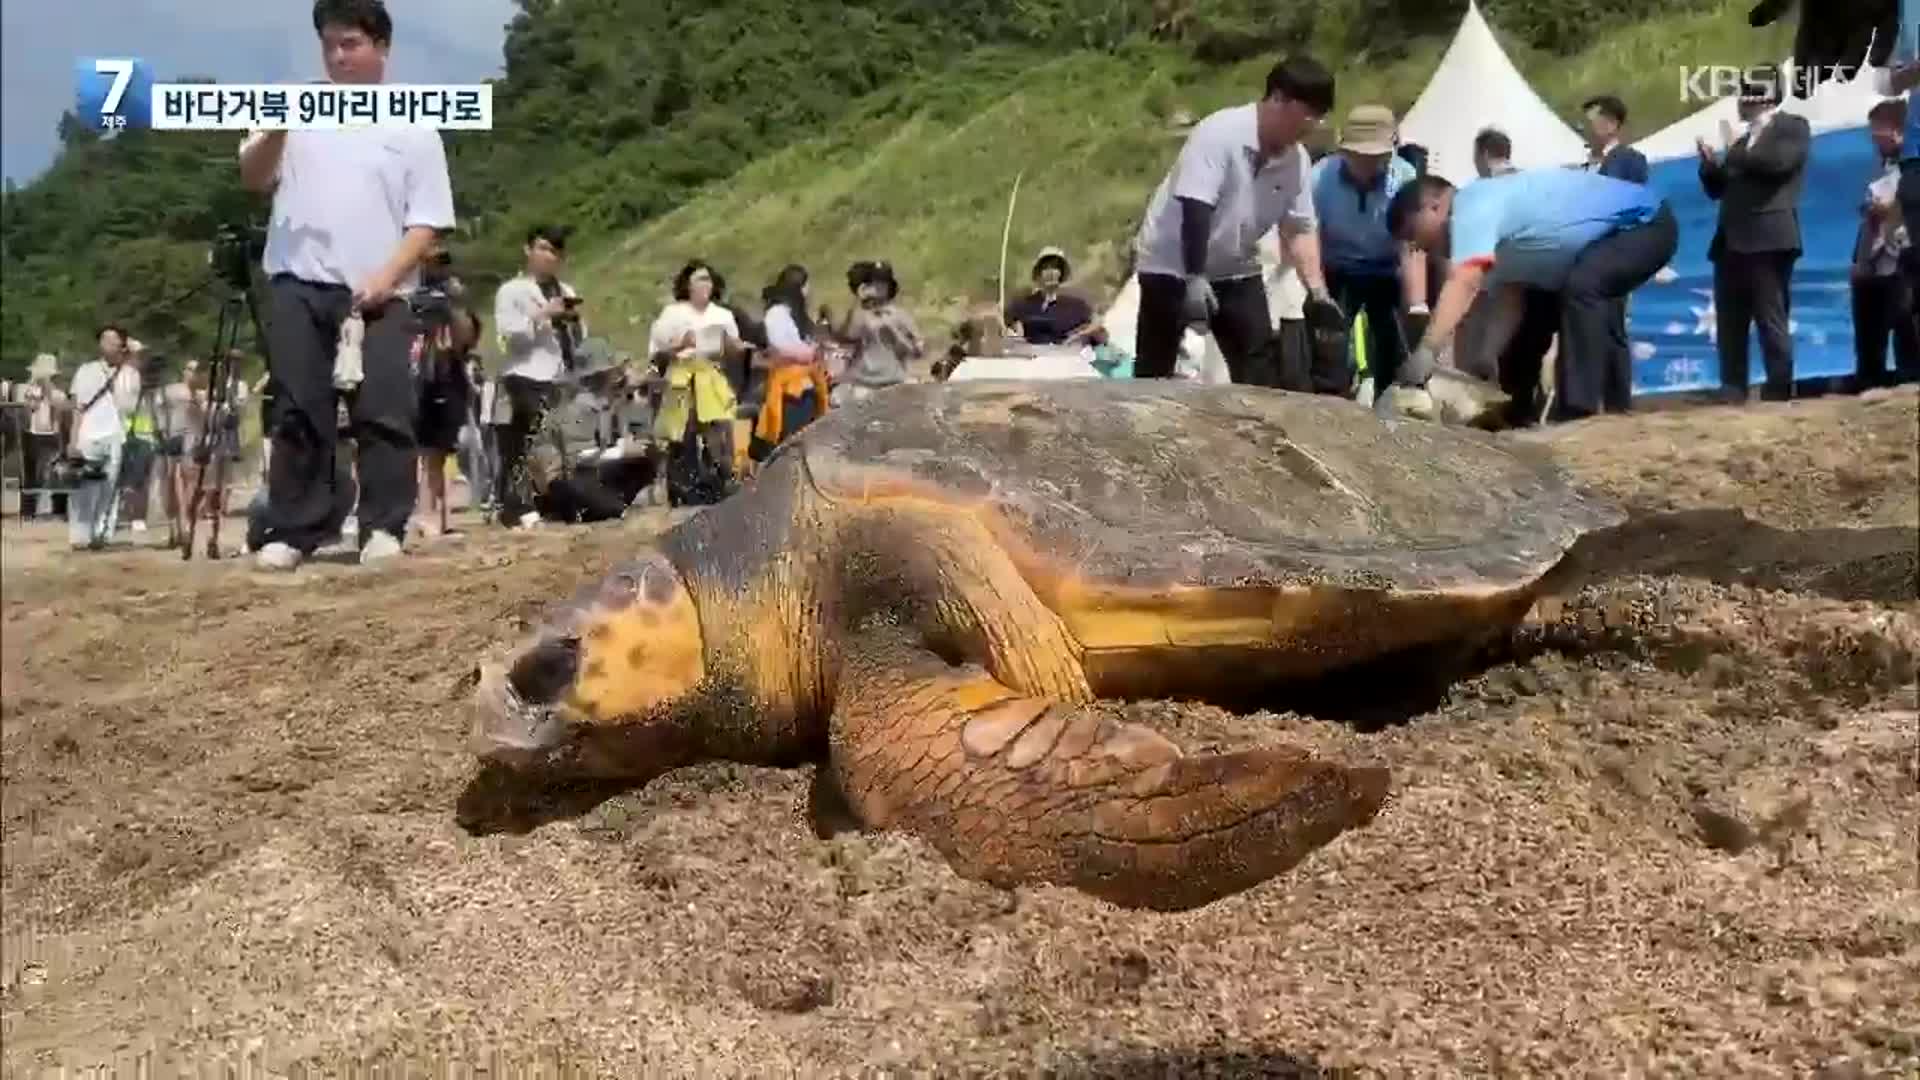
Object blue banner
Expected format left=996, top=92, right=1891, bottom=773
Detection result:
left=1628, top=128, right=1881, bottom=394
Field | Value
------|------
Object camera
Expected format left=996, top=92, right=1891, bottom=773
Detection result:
left=209, top=222, right=266, bottom=292
left=405, top=284, right=457, bottom=328
left=139, top=357, right=169, bottom=392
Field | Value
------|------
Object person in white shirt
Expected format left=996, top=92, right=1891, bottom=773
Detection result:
left=14, top=353, right=70, bottom=520
left=1130, top=55, right=1342, bottom=388
left=751, top=263, right=831, bottom=457
left=158, top=359, right=205, bottom=543
left=237, top=0, right=456, bottom=571
left=649, top=260, right=745, bottom=505
left=113, top=339, right=162, bottom=536
left=1850, top=97, right=1920, bottom=389
left=458, top=354, right=496, bottom=515
left=491, top=224, right=584, bottom=528
left=65, top=325, right=131, bottom=549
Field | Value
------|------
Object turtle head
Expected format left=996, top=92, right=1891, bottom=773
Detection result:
left=469, top=551, right=706, bottom=777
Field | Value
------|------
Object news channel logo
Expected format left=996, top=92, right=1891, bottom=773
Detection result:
left=1676, top=62, right=1859, bottom=105
left=74, top=56, right=155, bottom=132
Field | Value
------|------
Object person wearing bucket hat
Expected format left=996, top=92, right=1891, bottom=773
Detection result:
left=528, top=335, right=652, bottom=524
left=1005, top=247, right=1096, bottom=346
left=15, top=353, right=70, bottom=519
left=1129, top=55, right=1343, bottom=388
left=833, top=259, right=924, bottom=403
left=1309, top=103, right=1424, bottom=397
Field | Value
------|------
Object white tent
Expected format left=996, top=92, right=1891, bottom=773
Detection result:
left=1633, top=57, right=1891, bottom=163
left=1398, top=0, right=1590, bottom=183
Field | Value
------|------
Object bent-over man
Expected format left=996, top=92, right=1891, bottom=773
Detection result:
left=1384, top=168, right=1677, bottom=425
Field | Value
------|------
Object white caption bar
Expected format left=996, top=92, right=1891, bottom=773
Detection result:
left=149, top=83, right=493, bottom=130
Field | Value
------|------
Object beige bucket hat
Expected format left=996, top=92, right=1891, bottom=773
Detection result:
left=1338, top=104, right=1398, bottom=155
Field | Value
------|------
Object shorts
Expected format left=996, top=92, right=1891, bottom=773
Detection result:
left=120, top=437, right=156, bottom=487
left=417, top=376, right=468, bottom=452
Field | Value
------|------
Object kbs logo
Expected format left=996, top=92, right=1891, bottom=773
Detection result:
left=74, top=57, right=154, bottom=132
left=1677, top=63, right=1847, bottom=104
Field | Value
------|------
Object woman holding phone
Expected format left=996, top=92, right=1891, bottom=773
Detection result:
left=648, top=259, right=745, bottom=504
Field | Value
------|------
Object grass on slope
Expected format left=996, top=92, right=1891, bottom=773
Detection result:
left=573, top=2, right=1792, bottom=350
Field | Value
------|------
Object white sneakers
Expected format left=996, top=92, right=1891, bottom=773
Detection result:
left=254, top=541, right=303, bottom=571
left=359, top=531, right=402, bottom=565
left=253, top=531, right=402, bottom=571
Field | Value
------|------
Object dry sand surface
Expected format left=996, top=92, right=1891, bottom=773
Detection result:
left=2, top=387, right=1917, bottom=1077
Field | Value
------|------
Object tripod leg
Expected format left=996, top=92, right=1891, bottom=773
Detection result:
left=205, top=452, right=229, bottom=558
left=185, top=298, right=242, bottom=559
left=182, top=462, right=204, bottom=559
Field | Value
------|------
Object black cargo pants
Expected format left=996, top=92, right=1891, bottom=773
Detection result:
left=260, top=274, right=419, bottom=553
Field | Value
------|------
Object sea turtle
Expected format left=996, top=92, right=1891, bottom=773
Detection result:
left=1374, top=365, right=1518, bottom=429
left=469, top=379, right=1624, bottom=911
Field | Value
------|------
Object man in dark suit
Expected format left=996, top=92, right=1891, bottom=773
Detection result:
left=1698, top=67, right=1811, bottom=402
left=1583, top=95, right=1650, bottom=183
left=1581, top=95, right=1651, bottom=411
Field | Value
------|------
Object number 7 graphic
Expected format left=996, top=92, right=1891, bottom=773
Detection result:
left=95, top=58, right=133, bottom=114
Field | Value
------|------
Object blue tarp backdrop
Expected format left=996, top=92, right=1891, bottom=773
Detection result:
left=1627, top=128, right=1881, bottom=395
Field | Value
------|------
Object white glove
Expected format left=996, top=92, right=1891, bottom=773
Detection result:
left=332, top=313, right=365, bottom=391
left=1374, top=383, right=1435, bottom=421
left=1396, top=342, right=1437, bottom=388
left=1181, top=276, right=1218, bottom=324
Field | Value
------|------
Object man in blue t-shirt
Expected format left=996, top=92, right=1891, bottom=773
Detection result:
left=1384, top=168, right=1677, bottom=424
left=1310, top=103, right=1424, bottom=394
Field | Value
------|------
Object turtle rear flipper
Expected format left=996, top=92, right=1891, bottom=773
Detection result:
left=826, top=634, right=1390, bottom=912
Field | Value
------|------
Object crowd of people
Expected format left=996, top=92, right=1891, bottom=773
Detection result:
left=1133, top=58, right=1920, bottom=428
left=2, top=332, right=250, bottom=551
left=9, top=3, right=1920, bottom=567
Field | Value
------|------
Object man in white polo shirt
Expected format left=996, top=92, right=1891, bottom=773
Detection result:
left=1132, top=55, right=1343, bottom=388
left=238, top=0, right=455, bottom=571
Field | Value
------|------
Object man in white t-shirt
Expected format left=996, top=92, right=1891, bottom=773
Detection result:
left=238, top=0, right=456, bottom=571
left=1131, top=55, right=1342, bottom=389
left=491, top=224, right=585, bottom=528
left=65, top=326, right=133, bottom=549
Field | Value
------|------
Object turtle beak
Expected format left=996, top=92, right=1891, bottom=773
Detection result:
left=468, top=646, right=577, bottom=768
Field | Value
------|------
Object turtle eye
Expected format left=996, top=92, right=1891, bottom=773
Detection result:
left=508, top=635, right=580, bottom=705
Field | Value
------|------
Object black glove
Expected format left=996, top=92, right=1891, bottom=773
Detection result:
left=1303, top=290, right=1346, bottom=333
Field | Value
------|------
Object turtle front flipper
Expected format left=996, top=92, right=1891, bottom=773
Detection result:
left=837, top=505, right=1094, bottom=704
left=826, top=632, right=1390, bottom=912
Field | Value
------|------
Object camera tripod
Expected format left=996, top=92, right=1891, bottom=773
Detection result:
left=180, top=279, right=270, bottom=561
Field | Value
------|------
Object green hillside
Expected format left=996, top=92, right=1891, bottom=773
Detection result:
left=0, top=0, right=1789, bottom=378
left=579, top=1, right=1792, bottom=346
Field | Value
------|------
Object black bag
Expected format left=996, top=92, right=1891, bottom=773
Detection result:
left=47, top=454, right=106, bottom=489
left=48, top=372, right=121, bottom=488
left=664, top=420, right=733, bottom=507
